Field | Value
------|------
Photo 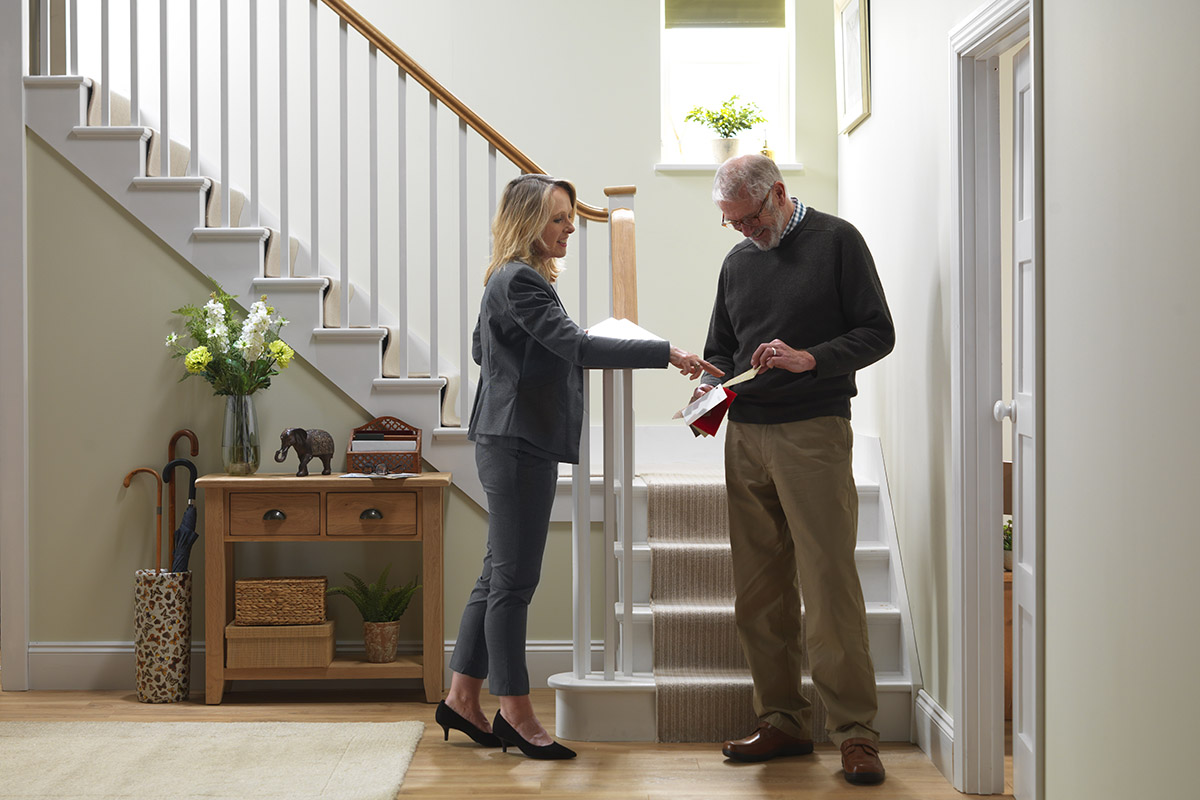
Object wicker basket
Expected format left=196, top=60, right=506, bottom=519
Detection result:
left=234, top=576, right=327, bottom=626
left=346, top=416, right=422, bottom=474
left=225, top=620, right=334, bottom=668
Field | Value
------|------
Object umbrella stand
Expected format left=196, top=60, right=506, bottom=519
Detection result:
left=123, top=466, right=191, bottom=703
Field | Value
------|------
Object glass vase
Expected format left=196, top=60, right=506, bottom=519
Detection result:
left=222, top=393, right=260, bottom=475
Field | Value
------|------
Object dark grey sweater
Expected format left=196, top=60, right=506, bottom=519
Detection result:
left=702, top=208, right=894, bottom=424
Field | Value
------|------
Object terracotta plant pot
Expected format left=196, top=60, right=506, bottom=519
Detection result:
left=362, top=620, right=401, bottom=663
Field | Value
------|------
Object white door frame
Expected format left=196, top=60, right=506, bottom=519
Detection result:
left=949, top=0, right=1040, bottom=793
left=0, top=0, right=31, bottom=691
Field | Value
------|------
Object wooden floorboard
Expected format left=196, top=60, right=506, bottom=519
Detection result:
left=0, top=686, right=1011, bottom=798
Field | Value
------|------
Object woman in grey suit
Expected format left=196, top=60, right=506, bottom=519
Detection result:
left=435, top=174, right=720, bottom=759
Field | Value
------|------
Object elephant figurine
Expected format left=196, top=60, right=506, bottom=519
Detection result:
left=275, top=427, right=335, bottom=477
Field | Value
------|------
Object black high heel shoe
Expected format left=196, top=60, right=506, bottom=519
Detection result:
left=435, top=700, right=502, bottom=747
left=491, top=710, right=577, bottom=760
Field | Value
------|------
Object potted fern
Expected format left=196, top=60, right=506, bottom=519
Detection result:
left=326, top=565, right=420, bottom=663
left=1003, top=519, right=1013, bottom=571
left=684, top=95, right=767, bottom=163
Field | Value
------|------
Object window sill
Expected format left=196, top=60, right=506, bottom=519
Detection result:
left=654, top=162, right=805, bottom=175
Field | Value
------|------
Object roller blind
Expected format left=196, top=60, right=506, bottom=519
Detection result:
left=665, top=0, right=786, bottom=28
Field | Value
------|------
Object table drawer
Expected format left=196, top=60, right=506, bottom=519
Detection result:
left=327, top=491, right=417, bottom=536
left=229, top=492, right=320, bottom=537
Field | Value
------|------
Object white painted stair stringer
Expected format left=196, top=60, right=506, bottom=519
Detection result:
left=23, top=76, right=489, bottom=506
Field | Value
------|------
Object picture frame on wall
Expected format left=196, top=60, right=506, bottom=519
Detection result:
left=834, top=0, right=871, bottom=134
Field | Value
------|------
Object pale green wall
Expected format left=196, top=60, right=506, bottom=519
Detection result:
left=1042, top=2, right=1200, bottom=796
left=25, top=0, right=839, bottom=653
left=25, top=133, right=595, bottom=647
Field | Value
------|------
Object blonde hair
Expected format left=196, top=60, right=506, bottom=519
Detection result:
left=484, top=173, right=577, bottom=285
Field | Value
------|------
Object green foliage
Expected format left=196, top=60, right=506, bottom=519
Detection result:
left=326, top=565, right=421, bottom=622
left=1002, top=518, right=1013, bottom=551
left=684, top=95, right=767, bottom=139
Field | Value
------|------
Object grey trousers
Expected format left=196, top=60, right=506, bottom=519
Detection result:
left=448, top=441, right=558, bottom=696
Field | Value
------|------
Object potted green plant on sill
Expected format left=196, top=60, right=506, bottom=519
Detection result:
left=1003, top=518, right=1013, bottom=571
left=684, top=95, right=766, bottom=163
left=327, top=565, right=420, bottom=663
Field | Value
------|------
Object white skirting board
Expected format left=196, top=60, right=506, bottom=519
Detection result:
left=915, top=689, right=955, bottom=785
left=25, top=640, right=595, bottom=692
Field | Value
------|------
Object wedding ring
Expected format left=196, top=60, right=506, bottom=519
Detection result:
left=771, top=347, right=777, bottom=357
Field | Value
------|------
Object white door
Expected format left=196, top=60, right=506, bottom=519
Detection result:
left=1010, top=42, right=1042, bottom=800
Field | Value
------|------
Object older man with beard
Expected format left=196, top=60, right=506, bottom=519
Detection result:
left=692, top=154, right=895, bottom=786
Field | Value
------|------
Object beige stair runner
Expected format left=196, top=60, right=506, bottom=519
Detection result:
left=645, top=470, right=829, bottom=743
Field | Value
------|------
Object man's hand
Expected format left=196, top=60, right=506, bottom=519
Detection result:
left=690, top=383, right=715, bottom=403
left=751, top=339, right=816, bottom=374
left=669, top=347, right=725, bottom=381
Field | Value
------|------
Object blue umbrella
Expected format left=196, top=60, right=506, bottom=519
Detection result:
left=163, top=458, right=199, bottom=573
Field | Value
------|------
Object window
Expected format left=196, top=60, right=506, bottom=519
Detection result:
left=660, top=0, right=794, bottom=165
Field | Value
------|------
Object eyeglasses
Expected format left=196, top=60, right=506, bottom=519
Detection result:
left=721, top=189, right=773, bottom=230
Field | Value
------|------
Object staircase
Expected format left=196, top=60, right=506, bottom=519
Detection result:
left=19, top=0, right=919, bottom=743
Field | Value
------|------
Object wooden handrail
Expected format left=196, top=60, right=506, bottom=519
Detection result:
left=320, top=0, right=609, bottom=222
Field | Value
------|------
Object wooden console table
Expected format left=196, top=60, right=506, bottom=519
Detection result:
left=196, top=472, right=450, bottom=704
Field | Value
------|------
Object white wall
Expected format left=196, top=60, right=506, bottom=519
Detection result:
left=841, top=0, right=1200, bottom=795
left=836, top=0, right=985, bottom=713
left=1042, top=2, right=1200, bottom=796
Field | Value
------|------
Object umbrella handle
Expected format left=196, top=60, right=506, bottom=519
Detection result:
left=166, top=431, right=199, bottom=567
left=123, top=467, right=163, bottom=573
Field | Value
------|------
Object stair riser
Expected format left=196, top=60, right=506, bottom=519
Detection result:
left=625, top=609, right=904, bottom=675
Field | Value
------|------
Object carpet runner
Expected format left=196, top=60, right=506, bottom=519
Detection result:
left=644, top=470, right=829, bottom=743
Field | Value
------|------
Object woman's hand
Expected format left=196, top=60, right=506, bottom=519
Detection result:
left=750, top=339, right=815, bottom=374
left=669, top=347, right=724, bottom=381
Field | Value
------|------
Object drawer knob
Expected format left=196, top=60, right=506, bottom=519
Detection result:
left=263, top=509, right=287, bottom=521
left=360, top=508, right=384, bottom=520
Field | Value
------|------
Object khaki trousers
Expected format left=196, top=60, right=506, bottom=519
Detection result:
left=724, top=416, right=879, bottom=745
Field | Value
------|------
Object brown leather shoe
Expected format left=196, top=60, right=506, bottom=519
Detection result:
left=722, top=721, right=814, bottom=762
left=840, top=737, right=886, bottom=785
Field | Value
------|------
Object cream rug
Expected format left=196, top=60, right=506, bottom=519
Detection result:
left=0, top=721, right=423, bottom=800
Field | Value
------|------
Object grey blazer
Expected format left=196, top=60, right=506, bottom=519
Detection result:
left=467, top=262, right=670, bottom=464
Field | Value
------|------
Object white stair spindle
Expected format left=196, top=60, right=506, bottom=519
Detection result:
left=572, top=217, right=591, bottom=679
left=219, top=0, right=229, bottom=227
left=279, top=0, right=289, bottom=275
left=458, top=118, right=467, bottom=425
left=369, top=44, right=378, bottom=329
left=621, top=367, right=634, bottom=677
left=249, top=0, right=259, bottom=228
left=189, top=0, right=197, bottom=177
left=487, top=144, right=496, bottom=248
left=602, top=369, right=617, bottom=680
left=70, top=0, right=78, bottom=76
left=338, top=16, right=348, bottom=328
left=101, top=0, right=109, bottom=124
left=429, top=94, right=438, bottom=374
left=309, top=0, right=318, bottom=277
left=129, top=0, right=138, bottom=126
left=396, top=70, right=408, bottom=375
left=39, top=0, right=48, bottom=75
left=159, top=0, right=168, bottom=176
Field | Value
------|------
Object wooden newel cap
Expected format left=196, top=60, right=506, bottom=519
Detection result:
left=603, top=185, right=638, bottom=197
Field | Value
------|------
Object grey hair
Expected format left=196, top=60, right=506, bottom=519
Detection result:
left=712, top=154, right=784, bottom=204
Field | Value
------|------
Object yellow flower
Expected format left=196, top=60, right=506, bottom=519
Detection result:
left=268, top=340, right=294, bottom=369
left=184, top=346, right=213, bottom=373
